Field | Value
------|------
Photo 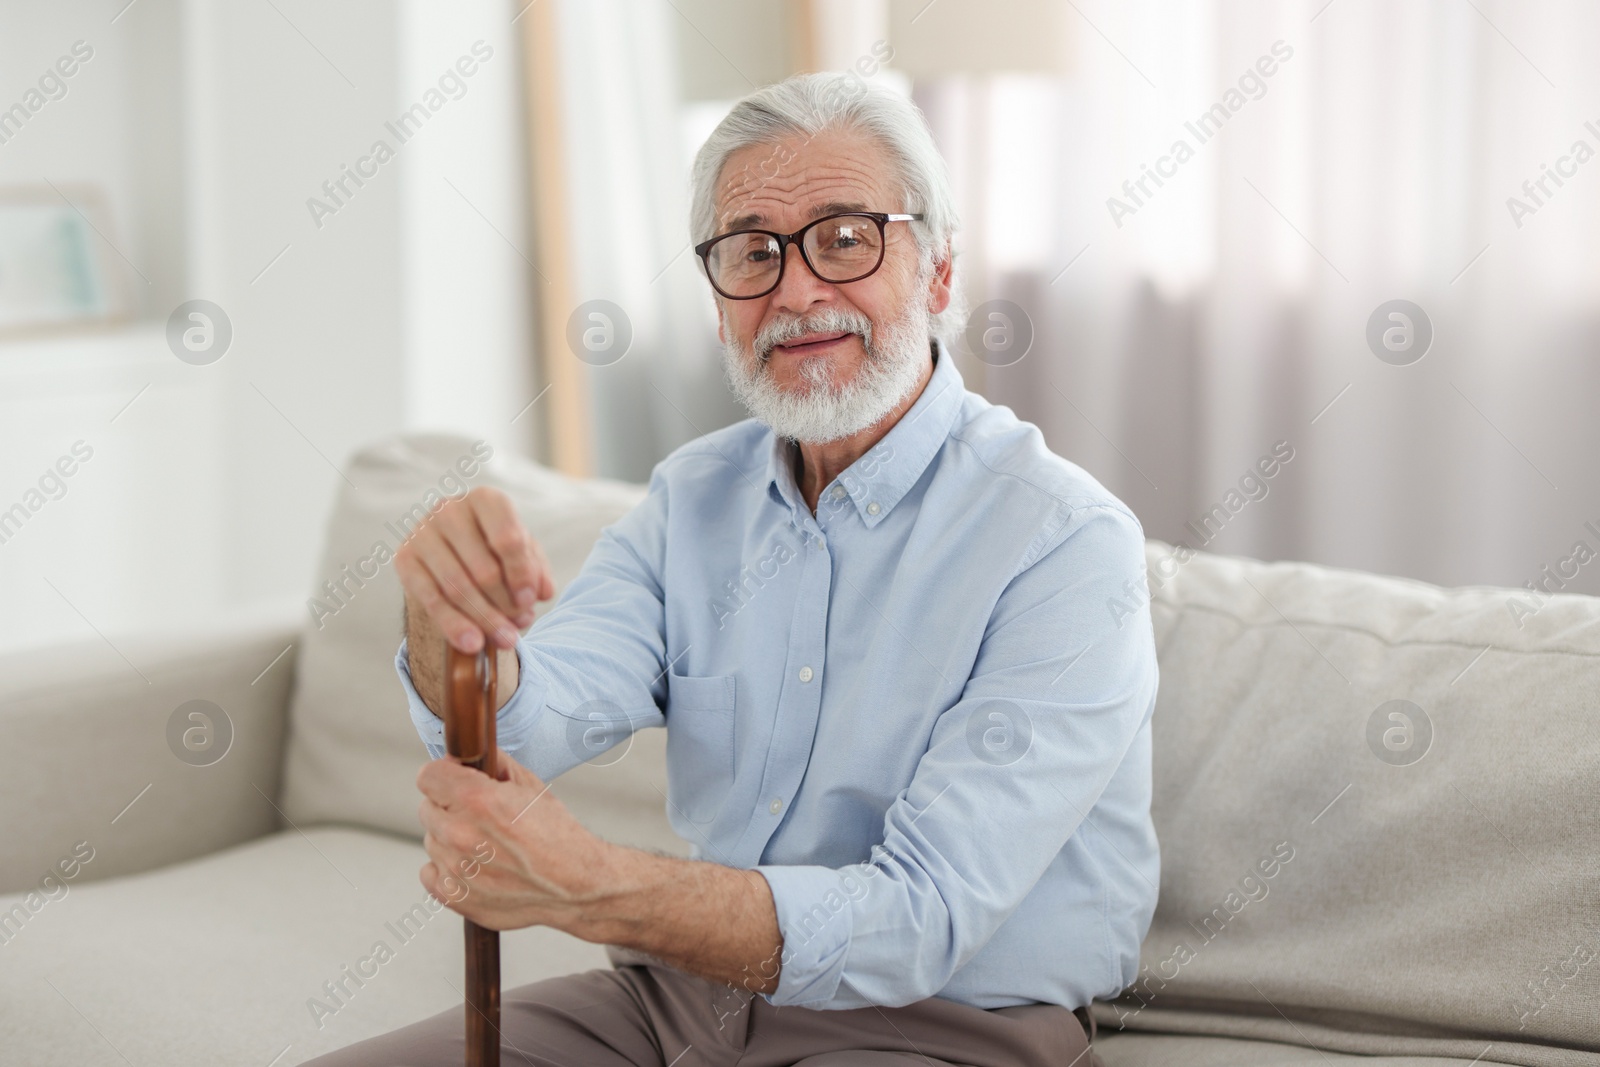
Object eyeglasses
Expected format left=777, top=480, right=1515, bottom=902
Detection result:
left=694, top=211, right=925, bottom=300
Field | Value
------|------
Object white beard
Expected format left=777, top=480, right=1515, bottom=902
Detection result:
left=721, top=301, right=930, bottom=445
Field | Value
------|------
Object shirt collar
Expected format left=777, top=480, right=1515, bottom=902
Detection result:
left=765, top=336, right=966, bottom=529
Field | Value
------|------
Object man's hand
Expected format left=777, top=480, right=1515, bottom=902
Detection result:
left=417, top=754, right=784, bottom=994
left=395, top=486, right=556, bottom=715
left=417, top=755, right=606, bottom=933
left=396, top=485, right=555, bottom=653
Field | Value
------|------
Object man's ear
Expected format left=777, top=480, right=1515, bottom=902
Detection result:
left=927, top=241, right=954, bottom=316
left=715, top=299, right=727, bottom=345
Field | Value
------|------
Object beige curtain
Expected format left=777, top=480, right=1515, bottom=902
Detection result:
left=915, top=0, right=1600, bottom=591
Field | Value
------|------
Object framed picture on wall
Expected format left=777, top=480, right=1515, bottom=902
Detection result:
left=0, top=185, right=132, bottom=338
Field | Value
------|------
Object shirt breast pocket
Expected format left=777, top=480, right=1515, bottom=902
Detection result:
left=664, top=671, right=737, bottom=827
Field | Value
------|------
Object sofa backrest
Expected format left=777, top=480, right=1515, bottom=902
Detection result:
left=1121, top=539, right=1600, bottom=1062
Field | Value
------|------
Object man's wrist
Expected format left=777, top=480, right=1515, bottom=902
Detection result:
left=562, top=839, right=662, bottom=945
left=557, top=841, right=783, bottom=996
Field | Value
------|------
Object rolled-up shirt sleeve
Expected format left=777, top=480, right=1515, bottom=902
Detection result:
left=396, top=634, right=559, bottom=762
left=754, top=503, right=1158, bottom=1009
left=394, top=466, right=674, bottom=781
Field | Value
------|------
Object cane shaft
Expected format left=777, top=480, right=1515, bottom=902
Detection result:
left=444, top=645, right=500, bottom=1067
left=464, top=923, right=500, bottom=1067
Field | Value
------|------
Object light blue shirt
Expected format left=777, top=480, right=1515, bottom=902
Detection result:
left=396, top=338, right=1160, bottom=1012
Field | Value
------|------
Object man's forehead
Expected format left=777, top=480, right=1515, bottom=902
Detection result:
left=712, top=132, right=892, bottom=232
left=719, top=199, right=872, bottom=233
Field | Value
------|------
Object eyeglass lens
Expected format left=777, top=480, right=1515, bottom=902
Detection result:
left=707, top=215, right=884, bottom=297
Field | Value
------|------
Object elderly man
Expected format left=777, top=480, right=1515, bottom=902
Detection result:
left=307, top=71, right=1157, bottom=1067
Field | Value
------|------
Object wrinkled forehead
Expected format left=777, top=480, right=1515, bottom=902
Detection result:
left=711, top=127, right=898, bottom=234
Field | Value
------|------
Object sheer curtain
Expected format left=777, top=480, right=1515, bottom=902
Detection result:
left=548, top=0, right=743, bottom=483
left=916, top=0, right=1600, bottom=591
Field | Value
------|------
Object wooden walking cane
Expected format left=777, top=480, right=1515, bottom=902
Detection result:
left=443, top=643, right=501, bottom=1067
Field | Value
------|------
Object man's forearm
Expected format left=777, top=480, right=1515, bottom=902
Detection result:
left=571, top=841, right=784, bottom=996
left=403, top=597, right=520, bottom=717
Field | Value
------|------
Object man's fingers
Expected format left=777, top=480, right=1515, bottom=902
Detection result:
left=411, top=533, right=522, bottom=649
left=529, top=536, right=556, bottom=601
left=395, top=486, right=552, bottom=650
left=395, top=551, right=485, bottom=654
left=435, top=502, right=522, bottom=619
left=417, top=754, right=489, bottom=802
left=470, top=490, right=553, bottom=615
left=419, top=860, right=438, bottom=898
left=421, top=833, right=457, bottom=877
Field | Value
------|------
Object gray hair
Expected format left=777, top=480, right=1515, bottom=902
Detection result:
left=689, top=71, right=966, bottom=347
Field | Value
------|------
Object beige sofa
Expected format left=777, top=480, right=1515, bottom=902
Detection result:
left=2, top=433, right=1596, bottom=1066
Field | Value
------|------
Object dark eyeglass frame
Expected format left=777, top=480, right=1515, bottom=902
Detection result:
left=693, top=211, right=925, bottom=300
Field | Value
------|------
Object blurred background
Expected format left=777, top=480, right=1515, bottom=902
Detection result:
left=1, top=0, right=1597, bottom=653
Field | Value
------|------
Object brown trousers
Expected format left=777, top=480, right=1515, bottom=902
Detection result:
left=302, top=945, right=1102, bottom=1067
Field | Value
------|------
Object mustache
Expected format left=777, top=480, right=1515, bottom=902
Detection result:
left=754, top=311, right=874, bottom=361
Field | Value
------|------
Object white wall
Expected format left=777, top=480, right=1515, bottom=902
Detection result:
left=0, top=0, right=535, bottom=653
left=0, top=0, right=228, bottom=653
left=398, top=0, right=536, bottom=445
left=186, top=0, right=409, bottom=617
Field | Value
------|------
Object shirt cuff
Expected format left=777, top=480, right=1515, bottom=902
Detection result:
left=394, top=636, right=552, bottom=760
left=752, top=863, right=856, bottom=1008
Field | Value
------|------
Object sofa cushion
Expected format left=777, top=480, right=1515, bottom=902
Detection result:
left=0, top=827, right=1491, bottom=1067
left=1087, top=541, right=1600, bottom=1066
left=278, top=434, right=661, bottom=845
left=1095, top=1031, right=1499, bottom=1066
left=0, top=827, right=611, bottom=1066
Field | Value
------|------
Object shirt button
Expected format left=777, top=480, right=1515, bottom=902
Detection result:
left=798, top=666, right=814, bottom=682
left=866, top=502, right=881, bottom=516
left=769, top=797, right=784, bottom=814
left=830, top=485, right=846, bottom=501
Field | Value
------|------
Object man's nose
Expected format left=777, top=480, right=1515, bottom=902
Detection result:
left=769, top=245, right=836, bottom=315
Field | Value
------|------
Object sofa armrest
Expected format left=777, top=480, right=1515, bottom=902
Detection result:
left=0, top=601, right=303, bottom=893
